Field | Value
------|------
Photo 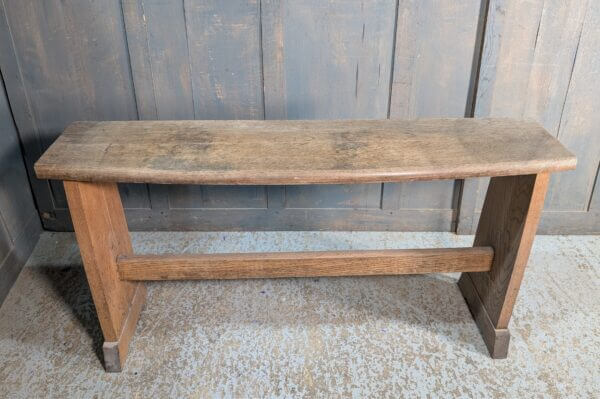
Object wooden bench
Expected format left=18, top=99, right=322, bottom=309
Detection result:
left=34, top=119, right=576, bottom=372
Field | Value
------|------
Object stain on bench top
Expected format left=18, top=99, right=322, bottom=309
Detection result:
left=34, top=119, right=576, bottom=185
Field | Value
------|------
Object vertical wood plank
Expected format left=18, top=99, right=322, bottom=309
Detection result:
left=457, top=0, right=597, bottom=233
left=0, top=0, right=143, bottom=225
left=123, top=0, right=195, bottom=211
left=459, top=173, right=549, bottom=357
left=183, top=0, right=265, bottom=208
left=390, top=0, right=481, bottom=118
left=0, top=3, right=57, bottom=213
left=266, top=186, right=286, bottom=209
left=64, top=181, right=145, bottom=372
left=0, top=74, right=38, bottom=238
left=121, top=0, right=159, bottom=120
left=590, top=166, right=600, bottom=212
left=544, top=1, right=600, bottom=211
left=389, top=0, right=480, bottom=221
left=262, top=0, right=395, bottom=119
left=523, top=0, right=589, bottom=135
left=184, top=0, right=263, bottom=120
left=284, top=185, right=381, bottom=210
left=261, top=0, right=396, bottom=217
left=261, top=0, right=286, bottom=119
left=462, top=174, right=549, bottom=326
left=140, top=0, right=195, bottom=120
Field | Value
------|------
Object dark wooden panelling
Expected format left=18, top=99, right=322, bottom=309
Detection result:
left=0, top=77, right=37, bottom=238
left=136, top=0, right=195, bottom=120
left=168, top=186, right=268, bottom=209
left=544, top=1, right=599, bottom=212
left=262, top=0, right=395, bottom=119
left=0, top=75, right=41, bottom=306
left=0, top=215, right=41, bottom=306
left=590, top=171, right=600, bottom=211
left=261, top=0, right=396, bottom=223
left=284, top=185, right=381, bottom=209
left=185, top=0, right=263, bottom=120
left=0, top=0, right=143, bottom=220
left=1, top=0, right=596, bottom=233
left=123, top=0, right=266, bottom=213
left=177, top=0, right=265, bottom=209
left=0, top=215, right=10, bottom=263
left=457, top=0, right=599, bottom=234
left=128, top=208, right=453, bottom=231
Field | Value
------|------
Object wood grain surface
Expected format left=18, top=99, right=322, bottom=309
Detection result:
left=117, top=247, right=494, bottom=281
left=63, top=181, right=139, bottom=341
left=35, top=119, right=575, bottom=185
left=64, top=181, right=146, bottom=371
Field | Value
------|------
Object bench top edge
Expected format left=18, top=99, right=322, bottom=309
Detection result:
left=34, top=118, right=577, bottom=184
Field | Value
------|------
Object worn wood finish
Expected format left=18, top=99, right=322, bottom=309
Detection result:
left=102, top=283, right=146, bottom=373
left=35, top=119, right=575, bottom=185
left=458, top=272, right=510, bottom=358
left=63, top=181, right=145, bottom=372
left=459, top=173, right=549, bottom=357
left=118, top=247, right=494, bottom=281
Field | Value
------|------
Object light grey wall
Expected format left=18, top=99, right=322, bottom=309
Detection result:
left=0, top=74, right=41, bottom=306
left=0, top=0, right=597, bottom=234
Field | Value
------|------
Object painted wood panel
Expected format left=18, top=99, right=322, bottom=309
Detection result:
left=0, top=216, right=10, bottom=264
left=262, top=0, right=395, bottom=119
left=1, top=0, right=596, bottom=233
left=168, top=186, right=268, bottom=209
left=544, top=0, right=599, bottom=212
left=285, top=185, right=381, bottom=209
left=0, top=77, right=37, bottom=239
left=457, top=0, right=599, bottom=234
left=261, top=0, right=398, bottom=225
left=388, top=0, right=481, bottom=219
left=0, top=75, right=42, bottom=306
left=590, top=172, right=600, bottom=212
left=124, top=0, right=266, bottom=212
left=0, top=0, right=144, bottom=219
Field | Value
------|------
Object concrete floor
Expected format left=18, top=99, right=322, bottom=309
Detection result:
left=0, top=232, right=598, bottom=398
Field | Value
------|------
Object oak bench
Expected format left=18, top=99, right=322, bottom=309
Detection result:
left=34, top=119, right=576, bottom=372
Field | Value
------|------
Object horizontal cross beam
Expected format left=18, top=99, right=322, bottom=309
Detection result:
left=117, top=247, right=494, bottom=281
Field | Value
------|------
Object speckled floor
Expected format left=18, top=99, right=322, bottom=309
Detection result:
left=0, top=232, right=598, bottom=398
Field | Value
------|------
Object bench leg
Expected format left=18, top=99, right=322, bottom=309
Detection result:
left=64, top=181, right=146, bottom=372
left=458, top=173, right=549, bottom=358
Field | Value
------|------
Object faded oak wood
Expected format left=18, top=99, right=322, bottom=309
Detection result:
left=117, top=247, right=494, bottom=281
left=33, top=118, right=576, bottom=368
left=458, top=173, right=550, bottom=358
left=35, top=119, right=576, bottom=185
left=63, top=181, right=146, bottom=372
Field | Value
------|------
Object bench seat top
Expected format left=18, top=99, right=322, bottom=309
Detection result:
left=34, top=119, right=576, bottom=185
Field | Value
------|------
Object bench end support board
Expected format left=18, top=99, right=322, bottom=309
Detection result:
left=458, top=173, right=549, bottom=358
left=64, top=181, right=146, bottom=372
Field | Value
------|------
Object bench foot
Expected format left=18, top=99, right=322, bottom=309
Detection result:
left=458, top=273, right=510, bottom=358
left=102, top=284, right=146, bottom=372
